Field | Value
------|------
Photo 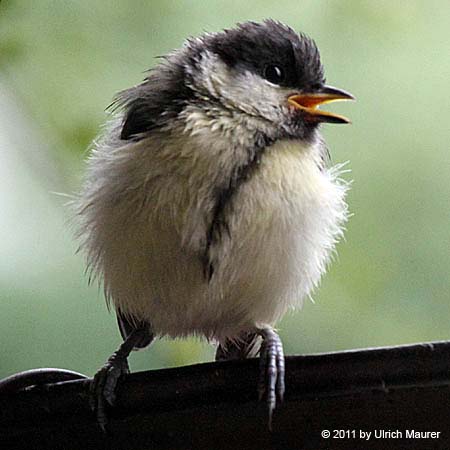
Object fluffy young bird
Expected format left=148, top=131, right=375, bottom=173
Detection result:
left=77, top=20, right=353, bottom=428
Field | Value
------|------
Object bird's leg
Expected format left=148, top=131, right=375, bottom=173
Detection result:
left=257, top=327, right=285, bottom=430
left=215, top=328, right=285, bottom=429
left=89, top=326, right=154, bottom=431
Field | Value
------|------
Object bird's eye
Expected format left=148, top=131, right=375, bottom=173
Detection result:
left=263, top=65, right=285, bottom=84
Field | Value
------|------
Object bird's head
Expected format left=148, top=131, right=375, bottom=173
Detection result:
left=118, top=20, right=353, bottom=144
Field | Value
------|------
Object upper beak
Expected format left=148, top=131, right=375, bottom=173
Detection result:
left=288, top=85, right=355, bottom=124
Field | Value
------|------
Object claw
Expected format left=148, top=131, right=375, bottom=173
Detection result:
left=90, top=354, right=129, bottom=431
left=89, top=327, right=150, bottom=430
left=258, top=328, right=285, bottom=430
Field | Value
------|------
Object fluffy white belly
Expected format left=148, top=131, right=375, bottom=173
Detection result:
left=94, top=140, right=348, bottom=342
left=207, top=140, right=348, bottom=337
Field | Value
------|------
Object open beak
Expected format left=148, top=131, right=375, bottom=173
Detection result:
left=288, top=85, right=355, bottom=124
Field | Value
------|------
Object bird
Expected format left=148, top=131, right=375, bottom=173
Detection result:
left=76, top=19, right=353, bottom=430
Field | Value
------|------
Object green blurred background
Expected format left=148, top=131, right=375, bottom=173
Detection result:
left=1, top=0, right=449, bottom=379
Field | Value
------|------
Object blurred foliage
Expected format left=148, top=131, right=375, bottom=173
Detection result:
left=0, top=0, right=449, bottom=378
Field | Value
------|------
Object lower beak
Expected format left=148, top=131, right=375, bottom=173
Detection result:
left=288, top=85, right=354, bottom=124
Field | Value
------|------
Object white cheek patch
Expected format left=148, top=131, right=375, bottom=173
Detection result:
left=191, top=51, right=289, bottom=121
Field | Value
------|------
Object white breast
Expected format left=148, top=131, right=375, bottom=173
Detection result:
left=78, top=135, right=348, bottom=343
left=207, top=139, right=349, bottom=336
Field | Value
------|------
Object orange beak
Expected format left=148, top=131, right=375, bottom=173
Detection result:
left=288, top=85, right=354, bottom=124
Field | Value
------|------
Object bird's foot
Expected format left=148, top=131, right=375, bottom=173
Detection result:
left=258, top=327, right=285, bottom=430
left=89, top=352, right=130, bottom=431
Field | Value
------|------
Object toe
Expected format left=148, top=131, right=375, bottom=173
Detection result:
left=258, top=341, right=268, bottom=400
left=257, top=328, right=285, bottom=429
left=89, top=360, right=126, bottom=430
left=275, top=341, right=285, bottom=402
left=103, top=366, right=122, bottom=406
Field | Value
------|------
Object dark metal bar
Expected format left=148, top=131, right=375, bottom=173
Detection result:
left=1, top=340, right=450, bottom=449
